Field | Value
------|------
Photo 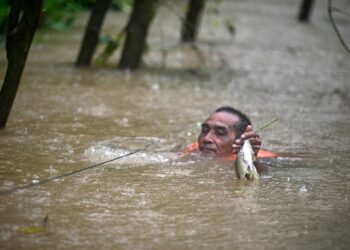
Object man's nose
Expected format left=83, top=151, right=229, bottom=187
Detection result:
left=202, top=131, right=214, bottom=143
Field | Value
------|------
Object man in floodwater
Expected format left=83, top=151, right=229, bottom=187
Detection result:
left=184, top=106, right=277, bottom=171
left=198, top=106, right=261, bottom=157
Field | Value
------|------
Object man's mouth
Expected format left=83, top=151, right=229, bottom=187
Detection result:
left=199, top=147, right=217, bottom=156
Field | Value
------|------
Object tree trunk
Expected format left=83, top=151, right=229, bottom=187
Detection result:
left=0, top=0, right=43, bottom=129
left=181, top=0, right=206, bottom=43
left=118, top=0, right=158, bottom=70
left=298, top=0, right=315, bottom=22
left=76, top=0, right=111, bottom=67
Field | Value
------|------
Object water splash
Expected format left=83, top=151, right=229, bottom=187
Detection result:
left=84, top=137, right=179, bottom=166
left=299, top=185, right=308, bottom=193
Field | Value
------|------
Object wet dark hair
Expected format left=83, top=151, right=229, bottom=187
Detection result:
left=215, top=106, right=252, bottom=137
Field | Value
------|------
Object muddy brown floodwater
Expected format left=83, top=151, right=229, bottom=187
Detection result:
left=0, top=0, right=349, bottom=249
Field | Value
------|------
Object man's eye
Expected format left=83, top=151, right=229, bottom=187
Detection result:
left=201, top=127, right=209, bottom=134
left=216, top=129, right=227, bottom=136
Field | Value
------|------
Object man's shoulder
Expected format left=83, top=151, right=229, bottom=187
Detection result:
left=183, top=142, right=199, bottom=154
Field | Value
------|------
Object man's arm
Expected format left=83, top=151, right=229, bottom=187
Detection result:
left=254, top=158, right=268, bottom=174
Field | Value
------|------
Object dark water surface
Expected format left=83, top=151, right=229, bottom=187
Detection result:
left=0, top=0, right=349, bottom=249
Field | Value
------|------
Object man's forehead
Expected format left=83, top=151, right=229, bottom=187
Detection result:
left=203, top=112, right=240, bottom=128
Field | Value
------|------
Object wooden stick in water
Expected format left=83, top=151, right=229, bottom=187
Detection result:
left=256, top=118, right=279, bottom=132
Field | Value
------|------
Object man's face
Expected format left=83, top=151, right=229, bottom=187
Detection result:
left=198, top=111, right=240, bottom=157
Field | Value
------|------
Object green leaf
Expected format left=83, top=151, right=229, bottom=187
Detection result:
left=96, top=30, right=125, bottom=65
left=18, top=226, right=45, bottom=234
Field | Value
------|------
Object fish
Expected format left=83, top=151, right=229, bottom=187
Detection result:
left=235, top=140, right=259, bottom=180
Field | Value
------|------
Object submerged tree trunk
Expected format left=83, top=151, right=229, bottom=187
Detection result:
left=298, top=0, right=315, bottom=22
left=181, top=0, right=206, bottom=43
left=76, top=0, right=111, bottom=67
left=0, top=0, right=43, bottom=129
left=118, top=0, right=158, bottom=70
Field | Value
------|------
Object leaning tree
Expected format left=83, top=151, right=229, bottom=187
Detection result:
left=118, top=0, right=158, bottom=70
left=0, top=0, right=43, bottom=128
left=75, top=0, right=112, bottom=67
left=181, top=0, right=206, bottom=43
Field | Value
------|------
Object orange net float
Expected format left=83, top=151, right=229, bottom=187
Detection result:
left=183, top=142, right=279, bottom=161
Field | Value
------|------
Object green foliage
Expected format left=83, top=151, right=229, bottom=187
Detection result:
left=43, top=0, right=84, bottom=31
left=112, top=0, right=133, bottom=13
left=0, top=0, right=9, bottom=34
left=96, top=29, right=126, bottom=65
left=0, top=0, right=133, bottom=34
left=43, top=0, right=133, bottom=31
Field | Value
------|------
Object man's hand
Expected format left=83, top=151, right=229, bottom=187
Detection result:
left=232, top=125, right=261, bottom=156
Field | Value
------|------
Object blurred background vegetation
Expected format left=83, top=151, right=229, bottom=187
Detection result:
left=0, top=0, right=133, bottom=34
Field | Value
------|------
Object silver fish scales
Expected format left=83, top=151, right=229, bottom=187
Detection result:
left=235, top=140, right=259, bottom=180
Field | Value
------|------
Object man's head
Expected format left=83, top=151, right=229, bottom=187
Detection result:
left=198, top=106, right=251, bottom=157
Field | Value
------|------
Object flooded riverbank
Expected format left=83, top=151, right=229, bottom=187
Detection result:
left=0, top=0, right=349, bottom=249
